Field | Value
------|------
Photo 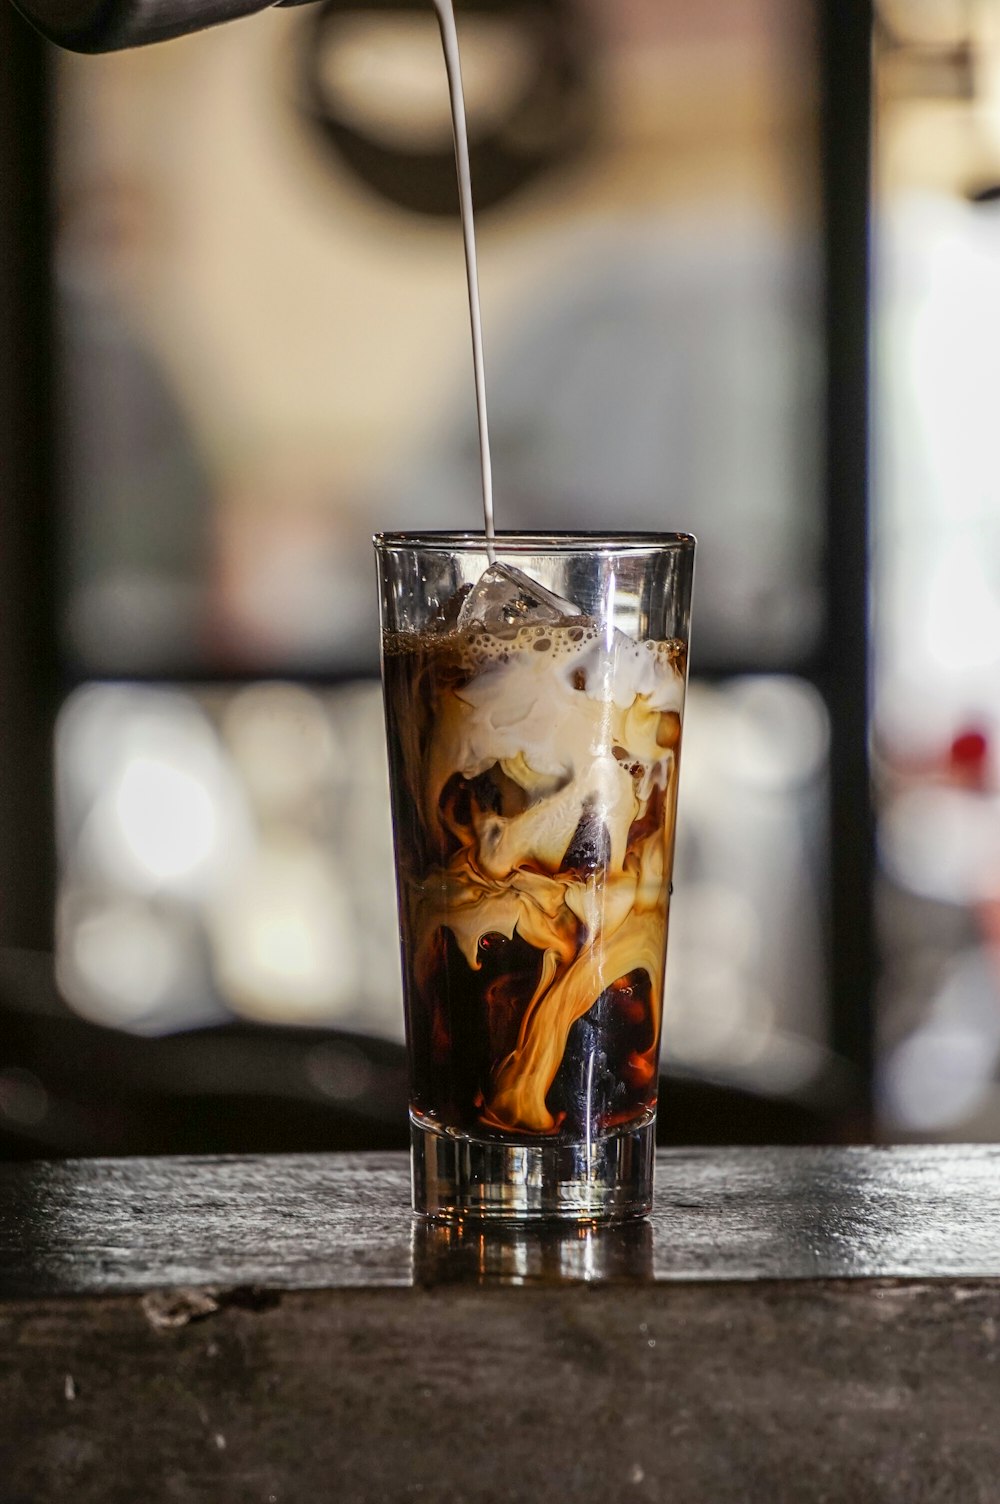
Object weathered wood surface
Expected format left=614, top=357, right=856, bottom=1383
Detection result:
left=4, top=1280, right=1000, bottom=1503
left=4, top=1145, right=1000, bottom=1297
left=5, top=1147, right=1000, bottom=1503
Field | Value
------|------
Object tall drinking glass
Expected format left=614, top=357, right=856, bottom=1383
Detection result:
left=375, top=532, right=694, bottom=1220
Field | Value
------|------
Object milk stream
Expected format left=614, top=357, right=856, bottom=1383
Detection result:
left=433, top=0, right=495, bottom=556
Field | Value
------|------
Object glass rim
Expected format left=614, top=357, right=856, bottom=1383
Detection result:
left=373, top=530, right=696, bottom=555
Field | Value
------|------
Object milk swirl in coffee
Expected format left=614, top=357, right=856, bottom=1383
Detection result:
left=383, top=575, right=687, bottom=1137
left=378, top=9, right=688, bottom=1142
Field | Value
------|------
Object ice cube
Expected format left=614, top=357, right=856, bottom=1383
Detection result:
left=431, top=582, right=473, bottom=633
left=457, top=562, right=583, bottom=635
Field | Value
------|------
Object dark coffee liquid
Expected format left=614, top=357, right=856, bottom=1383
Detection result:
left=382, top=618, right=685, bottom=1141
left=407, top=934, right=659, bottom=1139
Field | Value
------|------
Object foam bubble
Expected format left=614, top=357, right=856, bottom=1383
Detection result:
left=384, top=619, right=684, bottom=685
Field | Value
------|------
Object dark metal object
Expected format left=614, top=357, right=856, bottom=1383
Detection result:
left=818, top=0, right=875, bottom=1134
left=0, top=11, right=57, bottom=952
left=10, top=0, right=313, bottom=53
left=4, top=1145, right=1000, bottom=1298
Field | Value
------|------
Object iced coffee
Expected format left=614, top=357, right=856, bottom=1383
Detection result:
left=377, top=541, right=692, bottom=1217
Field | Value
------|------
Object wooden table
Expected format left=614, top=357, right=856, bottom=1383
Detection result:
left=3, top=1145, right=1000, bottom=1501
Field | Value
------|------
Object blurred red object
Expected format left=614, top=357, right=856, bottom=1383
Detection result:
left=949, top=727, right=991, bottom=792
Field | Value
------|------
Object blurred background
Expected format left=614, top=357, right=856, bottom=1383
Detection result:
left=1, top=0, right=996, bottom=1157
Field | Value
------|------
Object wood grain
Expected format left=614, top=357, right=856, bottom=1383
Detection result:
left=5, top=1147, right=1000, bottom=1502
left=4, top=1281, right=1000, bottom=1503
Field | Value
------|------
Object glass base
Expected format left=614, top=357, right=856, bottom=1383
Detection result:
left=410, top=1112, right=656, bottom=1222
